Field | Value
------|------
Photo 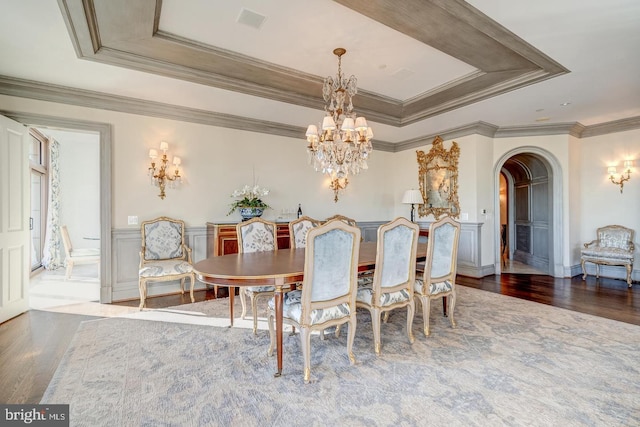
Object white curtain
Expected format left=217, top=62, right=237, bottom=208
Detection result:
left=41, top=138, right=62, bottom=269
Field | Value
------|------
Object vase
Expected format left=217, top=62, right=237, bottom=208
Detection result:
left=239, top=207, right=264, bottom=221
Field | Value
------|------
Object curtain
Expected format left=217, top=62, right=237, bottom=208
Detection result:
left=41, top=138, right=62, bottom=269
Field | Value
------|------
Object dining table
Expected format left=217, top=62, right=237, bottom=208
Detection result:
left=193, top=241, right=427, bottom=377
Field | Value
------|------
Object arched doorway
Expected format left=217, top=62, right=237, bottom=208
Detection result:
left=494, top=147, right=564, bottom=277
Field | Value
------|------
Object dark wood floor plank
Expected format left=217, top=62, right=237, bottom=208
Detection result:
left=0, top=310, right=99, bottom=404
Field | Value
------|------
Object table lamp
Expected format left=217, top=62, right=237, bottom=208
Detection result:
left=402, top=189, right=424, bottom=222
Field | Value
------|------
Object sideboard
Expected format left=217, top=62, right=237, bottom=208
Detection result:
left=206, top=222, right=291, bottom=257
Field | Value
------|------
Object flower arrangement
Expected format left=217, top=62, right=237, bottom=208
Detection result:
left=227, top=184, right=271, bottom=215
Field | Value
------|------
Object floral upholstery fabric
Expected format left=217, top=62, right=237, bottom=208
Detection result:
left=144, top=221, right=184, bottom=260
left=268, top=290, right=351, bottom=325
left=414, top=278, right=452, bottom=295
left=597, top=228, right=633, bottom=251
left=139, top=259, right=193, bottom=277
left=239, top=222, right=275, bottom=253
left=291, top=220, right=316, bottom=248
left=356, top=286, right=410, bottom=306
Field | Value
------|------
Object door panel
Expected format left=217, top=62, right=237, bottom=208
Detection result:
left=0, top=115, right=30, bottom=323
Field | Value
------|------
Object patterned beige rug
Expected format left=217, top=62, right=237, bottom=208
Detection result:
left=41, top=286, right=640, bottom=426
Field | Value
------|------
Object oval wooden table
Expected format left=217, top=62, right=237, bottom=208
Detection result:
left=193, top=242, right=426, bottom=377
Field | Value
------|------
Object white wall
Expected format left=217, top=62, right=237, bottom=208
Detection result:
left=579, top=129, right=640, bottom=263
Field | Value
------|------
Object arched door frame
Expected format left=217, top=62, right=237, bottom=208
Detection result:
left=493, top=147, right=564, bottom=277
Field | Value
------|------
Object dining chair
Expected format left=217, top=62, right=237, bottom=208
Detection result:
left=236, top=217, right=278, bottom=335
left=138, top=216, right=195, bottom=309
left=60, top=225, right=101, bottom=279
left=324, top=214, right=358, bottom=227
left=267, top=219, right=361, bottom=383
left=356, top=217, right=419, bottom=354
left=288, top=216, right=322, bottom=249
left=414, top=215, right=461, bottom=336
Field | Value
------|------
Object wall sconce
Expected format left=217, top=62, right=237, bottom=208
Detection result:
left=401, top=189, right=424, bottom=222
left=329, top=177, right=348, bottom=203
left=608, top=160, right=633, bottom=193
left=148, top=141, right=182, bottom=199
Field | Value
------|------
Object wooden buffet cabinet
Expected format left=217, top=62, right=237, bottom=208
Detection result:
left=206, top=222, right=291, bottom=257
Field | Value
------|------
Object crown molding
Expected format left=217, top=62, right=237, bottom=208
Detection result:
left=580, top=116, right=640, bottom=138
left=57, top=0, right=568, bottom=127
left=495, top=122, right=586, bottom=139
left=1, top=75, right=638, bottom=154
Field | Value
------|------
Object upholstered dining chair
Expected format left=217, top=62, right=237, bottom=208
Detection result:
left=356, top=217, right=419, bottom=354
left=414, top=215, right=461, bottom=336
left=289, top=216, right=322, bottom=249
left=237, top=217, right=278, bottom=335
left=267, top=219, right=361, bottom=383
left=324, top=214, right=357, bottom=227
left=60, top=225, right=100, bottom=279
left=138, top=216, right=195, bottom=309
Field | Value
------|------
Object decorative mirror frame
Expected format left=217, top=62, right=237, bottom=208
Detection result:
left=417, top=136, right=460, bottom=219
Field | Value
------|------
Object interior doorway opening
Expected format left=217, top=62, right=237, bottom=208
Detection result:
left=28, top=126, right=101, bottom=311
left=496, top=149, right=561, bottom=276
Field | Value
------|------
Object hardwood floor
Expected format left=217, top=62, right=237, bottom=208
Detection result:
left=1, top=274, right=638, bottom=404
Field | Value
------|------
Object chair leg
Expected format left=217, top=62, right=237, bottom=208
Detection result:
left=372, top=309, right=382, bottom=355
left=65, top=261, right=73, bottom=279
left=382, top=312, right=390, bottom=323
left=421, top=296, right=431, bottom=336
left=240, top=288, right=248, bottom=319
left=251, top=293, right=258, bottom=335
left=179, top=278, right=185, bottom=294
left=189, top=273, right=195, bottom=303
left=267, top=310, right=275, bottom=356
left=448, top=293, right=457, bottom=328
left=346, top=317, right=357, bottom=365
left=627, top=265, right=633, bottom=287
left=301, top=328, right=312, bottom=384
left=138, top=278, right=147, bottom=310
left=581, top=259, right=587, bottom=280
left=406, top=301, right=415, bottom=344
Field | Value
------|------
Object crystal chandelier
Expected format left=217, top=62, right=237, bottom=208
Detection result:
left=305, top=48, right=373, bottom=202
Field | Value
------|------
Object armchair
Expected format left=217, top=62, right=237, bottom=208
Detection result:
left=581, top=225, right=635, bottom=287
left=138, top=217, right=195, bottom=309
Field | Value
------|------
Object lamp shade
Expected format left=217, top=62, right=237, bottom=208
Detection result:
left=402, top=189, right=424, bottom=204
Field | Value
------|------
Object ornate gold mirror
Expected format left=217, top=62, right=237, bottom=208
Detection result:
left=417, top=136, right=460, bottom=219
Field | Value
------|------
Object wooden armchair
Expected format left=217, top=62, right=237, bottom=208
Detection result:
left=138, top=217, right=195, bottom=309
left=581, top=225, right=635, bottom=287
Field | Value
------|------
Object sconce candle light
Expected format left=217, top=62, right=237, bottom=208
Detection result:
left=148, top=141, right=182, bottom=199
left=608, top=160, right=633, bottom=193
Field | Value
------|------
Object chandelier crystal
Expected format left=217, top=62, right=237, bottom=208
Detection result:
left=305, top=48, right=373, bottom=202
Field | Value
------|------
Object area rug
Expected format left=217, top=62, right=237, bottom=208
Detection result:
left=41, top=286, right=640, bottom=426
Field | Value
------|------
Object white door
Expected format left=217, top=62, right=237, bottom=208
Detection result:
left=0, top=115, right=30, bottom=323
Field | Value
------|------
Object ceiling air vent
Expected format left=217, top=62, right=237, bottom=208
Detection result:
left=237, top=8, right=266, bottom=30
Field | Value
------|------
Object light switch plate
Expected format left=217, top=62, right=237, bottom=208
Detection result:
left=128, top=215, right=138, bottom=225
